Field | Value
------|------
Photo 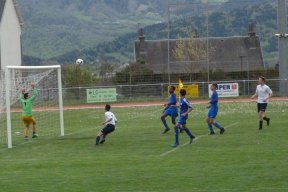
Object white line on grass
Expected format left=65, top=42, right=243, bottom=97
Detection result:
left=65, top=107, right=163, bottom=136
left=159, top=122, right=239, bottom=157
left=159, top=137, right=200, bottom=157
left=0, top=107, right=163, bottom=152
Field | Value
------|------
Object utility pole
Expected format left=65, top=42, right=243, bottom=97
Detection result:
left=277, top=0, right=288, bottom=96
left=206, top=4, right=210, bottom=84
left=240, top=56, right=245, bottom=79
left=167, top=5, right=171, bottom=84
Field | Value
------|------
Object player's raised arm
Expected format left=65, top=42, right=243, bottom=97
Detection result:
left=19, top=88, right=26, bottom=101
left=29, top=84, right=38, bottom=101
left=21, top=88, right=26, bottom=94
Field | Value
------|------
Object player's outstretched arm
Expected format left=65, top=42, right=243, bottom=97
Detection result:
left=251, top=93, right=257, bottom=99
left=29, top=84, right=38, bottom=101
left=21, top=88, right=26, bottom=93
left=19, top=88, right=25, bottom=101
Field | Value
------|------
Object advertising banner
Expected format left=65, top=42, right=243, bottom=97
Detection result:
left=169, top=84, right=199, bottom=98
left=87, top=88, right=117, bottom=103
left=208, top=83, right=239, bottom=97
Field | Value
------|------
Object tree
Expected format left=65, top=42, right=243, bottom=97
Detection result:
left=115, top=60, right=154, bottom=84
left=62, top=64, right=100, bottom=101
left=63, top=64, right=99, bottom=87
left=99, top=62, right=116, bottom=79
left=172, top=30, right=215, bottom=81
left=172, top=32, right=207, bottom=62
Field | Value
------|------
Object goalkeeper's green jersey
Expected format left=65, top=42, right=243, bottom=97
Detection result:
left=19, top=89, right=38, bottom=116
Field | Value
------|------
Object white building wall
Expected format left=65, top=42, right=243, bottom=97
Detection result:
left=0, top=0, right=22, bottom=69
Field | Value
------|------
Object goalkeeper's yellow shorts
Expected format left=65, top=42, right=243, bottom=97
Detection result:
left=22, top=116, right=36, bottom=126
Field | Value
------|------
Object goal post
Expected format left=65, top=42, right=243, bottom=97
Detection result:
left=3, top=65, right=64, bottom=148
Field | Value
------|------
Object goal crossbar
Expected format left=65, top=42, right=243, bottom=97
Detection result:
left=6, top=65, right=61, bottom=69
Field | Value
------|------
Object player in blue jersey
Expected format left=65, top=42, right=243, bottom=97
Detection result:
left=161, top=86, right=178, bottom=134
left=172, top=89, right=195, bottom=147
left=206, top=83, right=225, bottom=135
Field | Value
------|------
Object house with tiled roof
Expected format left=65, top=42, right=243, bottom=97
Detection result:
left=0, top=0, right=23, bottom=70
left=134, top=26, right=264, bottom=74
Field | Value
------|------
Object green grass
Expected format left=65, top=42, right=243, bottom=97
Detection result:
left=0, top=101, right=288, bottom=191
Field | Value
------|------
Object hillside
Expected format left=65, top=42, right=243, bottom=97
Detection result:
left=52, top=0, right=277, bottom=67
left=18, top=0, right=275, bottom=66
left=19, top=0, right=196, bottom=60
left=19, top=0, right=254, bottom=60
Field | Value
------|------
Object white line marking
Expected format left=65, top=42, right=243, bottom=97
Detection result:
left=159, top=122, right=239, bottom=157
left=8, top=103, right=163, bottom=113
left=65, top=108, right=163, bottom=136
left=0, top=107, right=163, bottom=151
left=7, top=97, right=288, bottom=113
left=159, top=137, right=202, bottom=157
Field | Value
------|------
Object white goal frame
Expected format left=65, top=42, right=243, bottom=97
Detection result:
left=5, top=65, right=64, bottom=148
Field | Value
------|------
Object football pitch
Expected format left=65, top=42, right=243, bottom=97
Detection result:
left=0, top=101, right=287, bottom=192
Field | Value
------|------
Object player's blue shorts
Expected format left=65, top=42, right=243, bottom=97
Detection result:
left=163, top=107, right=178, bottom=117
left=208, top=107, right=218, bottom=119
left=178, top=115, right=188, bottom=125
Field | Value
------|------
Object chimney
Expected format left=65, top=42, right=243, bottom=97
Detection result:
left=193, top=29, right=199, bottom=38
left=248, top=23, right=256, bottom=37
left=139, top=28, right=145, bottom=42
left=138, top=27, right=146, bottom=60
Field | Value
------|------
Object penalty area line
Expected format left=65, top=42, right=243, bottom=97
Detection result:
left=159, top=122, right=238, bottom=157
left=159, top=137, right=200, bottom=157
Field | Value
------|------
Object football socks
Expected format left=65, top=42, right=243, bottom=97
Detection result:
left=161, top=118, right=169, bottom=130
left=174, top=126, right=179, bottom=144
left=207, top=123, right=214, bottom=133
left=259, top=120, right=263, bottom=130
left=214, top=122, right=223, bottom=129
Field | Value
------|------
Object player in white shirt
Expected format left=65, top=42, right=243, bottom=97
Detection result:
left=251, top=76, right=273, bottom=130
left=96, top=104, right=118, bottom=145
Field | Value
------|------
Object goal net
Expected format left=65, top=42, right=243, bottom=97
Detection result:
left=0, top=65, right=64, bottom=148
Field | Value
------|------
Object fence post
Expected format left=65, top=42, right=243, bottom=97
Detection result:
left=202, top=82, right=205, bottom=97
left=243, top=80, right=246, bottom=96
left=161, top=83, right=164, bottom=97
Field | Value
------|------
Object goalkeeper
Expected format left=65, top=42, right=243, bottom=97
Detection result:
left=19, top=84, right=38, bottom=140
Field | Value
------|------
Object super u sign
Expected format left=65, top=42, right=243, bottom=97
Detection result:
left=209, top=83, right=239, bottom=97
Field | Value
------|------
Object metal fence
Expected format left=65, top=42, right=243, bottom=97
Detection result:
left=61, top=78, right=286, bottom=106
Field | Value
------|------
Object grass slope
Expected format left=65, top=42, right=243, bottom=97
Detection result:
left=0, top=101, right=287, bottom=191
